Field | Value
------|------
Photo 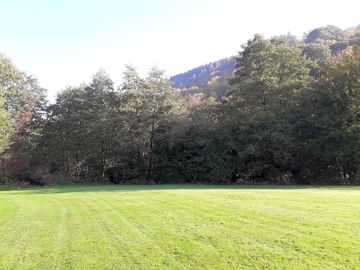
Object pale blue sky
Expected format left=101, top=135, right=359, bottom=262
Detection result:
left=1, top=0, right=359, bottom=99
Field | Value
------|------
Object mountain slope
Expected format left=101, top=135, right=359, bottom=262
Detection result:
left=170, top=57, right=236, bottom=89
left=170, top=25, right=360, bottom=99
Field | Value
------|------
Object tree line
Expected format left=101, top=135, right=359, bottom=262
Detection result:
left=0, top=34, right=359, bottom=185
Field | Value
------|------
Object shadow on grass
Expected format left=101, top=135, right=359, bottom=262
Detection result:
left=1, top=184, right=360, bottom=195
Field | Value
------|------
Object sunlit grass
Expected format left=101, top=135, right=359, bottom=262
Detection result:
left=0, top=185, right=359, bottom=269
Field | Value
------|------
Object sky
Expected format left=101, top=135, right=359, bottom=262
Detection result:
left=1, top=0, right=360, bottom=100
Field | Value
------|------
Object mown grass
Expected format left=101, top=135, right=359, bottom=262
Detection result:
left=0, top=185, right=359, bottom=269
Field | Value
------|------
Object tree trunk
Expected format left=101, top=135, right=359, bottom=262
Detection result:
left=148, top=121, right=155, bottom=179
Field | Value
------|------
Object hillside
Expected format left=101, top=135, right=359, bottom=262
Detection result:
left=170, top=57, right=236, bottom=89
left=170, top=57, right=236, bottom=99
left=170, top=25, right=360, bottom=99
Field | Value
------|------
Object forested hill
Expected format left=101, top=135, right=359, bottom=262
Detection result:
left=304, top=25, right=360, bottom=51
left=170, top=57, right=236, bottom=99
left=171, top=25, right=360, bottom=99
left=170, top=57, right=236, bottom=98
left=1, top=23, right=360, bottom=186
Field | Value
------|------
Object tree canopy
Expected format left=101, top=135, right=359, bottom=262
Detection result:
left=1, top=27, right=359, bottom=186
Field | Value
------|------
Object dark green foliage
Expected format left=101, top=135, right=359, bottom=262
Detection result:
left=225, top=35, right=313, bottom=183
left=154, top=96, right=230, bottom=183
left=302, top=43, right=331, bottom=67
left=1, top=25, right=360, bottom=185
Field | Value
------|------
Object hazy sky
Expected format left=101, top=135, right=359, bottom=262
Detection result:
left=1, top=0, right=359, bottom=99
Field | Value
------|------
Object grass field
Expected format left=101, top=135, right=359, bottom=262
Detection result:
left=0, top=185, right=359, bottom=269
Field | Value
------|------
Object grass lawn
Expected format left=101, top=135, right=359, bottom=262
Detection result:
left=0, top=185, right=359, bottom=269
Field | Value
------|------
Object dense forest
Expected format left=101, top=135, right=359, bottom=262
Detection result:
left=0, top=25, right=359, bottom=186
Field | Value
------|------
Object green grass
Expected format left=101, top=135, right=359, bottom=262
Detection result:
left=0, top=185, right=359, bottom=269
